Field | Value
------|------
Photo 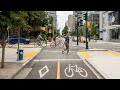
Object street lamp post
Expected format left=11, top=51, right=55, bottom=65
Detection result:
left=86, top=11, right=88, bottom=49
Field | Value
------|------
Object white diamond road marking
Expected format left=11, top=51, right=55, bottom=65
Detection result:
left=39, top=65, right=49, bottom=78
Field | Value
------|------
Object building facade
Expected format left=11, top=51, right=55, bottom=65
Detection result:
left=102, top=11, right=120, bottom=41
left=68, top=15, right=75, bottom=32
left=88, top=11, right=100, bottom=38
left=65, top=21, right=68, bottom=26
left=73, top=11, right=84, bottom=32
left=47, top=11, right=57, bottom=30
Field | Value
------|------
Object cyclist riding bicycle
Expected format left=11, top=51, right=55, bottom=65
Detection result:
left=37, top=33, right=44, bottom=46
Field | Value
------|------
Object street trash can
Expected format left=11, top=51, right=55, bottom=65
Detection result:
left=17, top=49, right=24, bottom=60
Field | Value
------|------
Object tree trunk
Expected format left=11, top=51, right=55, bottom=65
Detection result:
left=1, top=29, right=7, bottom=68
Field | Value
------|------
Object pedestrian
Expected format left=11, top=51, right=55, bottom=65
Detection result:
left=62, top=33, right=70, bottom=54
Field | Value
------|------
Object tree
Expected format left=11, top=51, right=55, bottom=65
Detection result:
left=90, top=22, right=97, bottom=38
left=70, top=31, right=76, bottom=36
left=0, top=11, right=12, bottom=68
left=0, top=11, right=29, bottom=68
left=62, top=26, right=68, bottom=35
left=0, top=11, right=49, bottom=68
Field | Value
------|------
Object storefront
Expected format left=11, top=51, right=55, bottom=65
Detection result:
left=110, top=25, right=120, bottom=40
left=108, top=11, right=120, bottom=41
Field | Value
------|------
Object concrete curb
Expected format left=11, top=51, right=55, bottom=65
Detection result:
left=85, top=58, right=110, bottom=79
left=88, top=49, right=108, bottom=51
left=11, top=47, right=43, bottom=79
left=76, top=50, right=109, bottom=79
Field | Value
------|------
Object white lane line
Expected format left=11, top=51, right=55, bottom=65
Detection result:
left=43, top=50, right=76, bottom=52
left=34, top=59, right=82, bottom=62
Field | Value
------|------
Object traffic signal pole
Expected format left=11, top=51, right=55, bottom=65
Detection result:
left=86, top=11, right=88, bottom=49
left=77, top=17, right=79, bottom=45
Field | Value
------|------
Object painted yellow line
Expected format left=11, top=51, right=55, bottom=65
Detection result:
left=57, top=62, right=60, bottom=79
left=24, top=51, right=37, bottom=59
left=80, top=51, right=92, bottom=58
left=105, top=50, right=120, bottom=57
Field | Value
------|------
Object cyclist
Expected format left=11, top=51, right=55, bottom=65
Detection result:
left=37, top=33, right=44, bottom=46
left=53, top=35, right=58, bottom=47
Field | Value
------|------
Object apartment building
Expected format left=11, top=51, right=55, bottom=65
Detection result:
left=102, top=11, right=120, bottom=41
left=88, top=11, right=100, bottom=38
left=68, top=15, right=75, bottom=32
left=47, top=11, right=57, bottom=30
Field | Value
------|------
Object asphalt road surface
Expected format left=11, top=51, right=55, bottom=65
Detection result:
left=24, top=45, right=98, bottom=79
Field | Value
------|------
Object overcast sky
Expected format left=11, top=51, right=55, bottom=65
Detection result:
left=57, top=11, right=73, bottom=34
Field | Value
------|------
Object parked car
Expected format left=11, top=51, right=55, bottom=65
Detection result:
left=72, top=36, right=77, bottom=42
left=7, top=36, right=31, bottom=44
left=79, top=36, right=86, bottom=43
left=72, top=36, right=86, bottom=43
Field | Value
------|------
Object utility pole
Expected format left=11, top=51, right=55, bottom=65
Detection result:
left=86, top=11, right=88, bottom=49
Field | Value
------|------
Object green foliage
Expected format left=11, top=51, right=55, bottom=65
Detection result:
left=71, top=31, right=76, bottom=36
left=90, top=22, right=97, bottom=37
left=62, top=26, right=68, bottom=35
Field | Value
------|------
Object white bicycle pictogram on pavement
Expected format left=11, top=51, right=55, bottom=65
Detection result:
left=64, top=64, right=88, bottom=77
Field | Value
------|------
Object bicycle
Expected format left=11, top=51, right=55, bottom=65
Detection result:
left=64, top=64, right=88, bottom=77
left=34, top=39, right=47, bottom=47
left=50, top=38, right=64, bottom=48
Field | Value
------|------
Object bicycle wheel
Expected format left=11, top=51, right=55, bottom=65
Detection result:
left=34, top=41, right=39, bottom=47
left=64, top=67, right=74, bottom=77
left=78, top=68, right=88, bottom=77
left=50, top=42, right=55, bottom=48
left=58, top=42, right=64, bottom=48
left=41, top=41, right=47, bottom=47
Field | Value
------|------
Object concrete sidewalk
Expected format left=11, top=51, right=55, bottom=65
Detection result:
left=0, top=43, right=43, bottom=79
left=77, top=49, right=120, bottom=79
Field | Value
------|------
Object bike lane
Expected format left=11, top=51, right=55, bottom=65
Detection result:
left=24, top=45, right=98, bottom=79
left=25, top=60, right=98, bottom=79
left=60, top=60, right=98, bottom=79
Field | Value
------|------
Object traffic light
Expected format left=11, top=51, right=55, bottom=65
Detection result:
left=83, top=13, right=87, bottom=20
left=41, top=27, right=46, bottom=31
left=80, top=20, right=84, bottom=26
left=87, top=22, right=90, bottom=27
